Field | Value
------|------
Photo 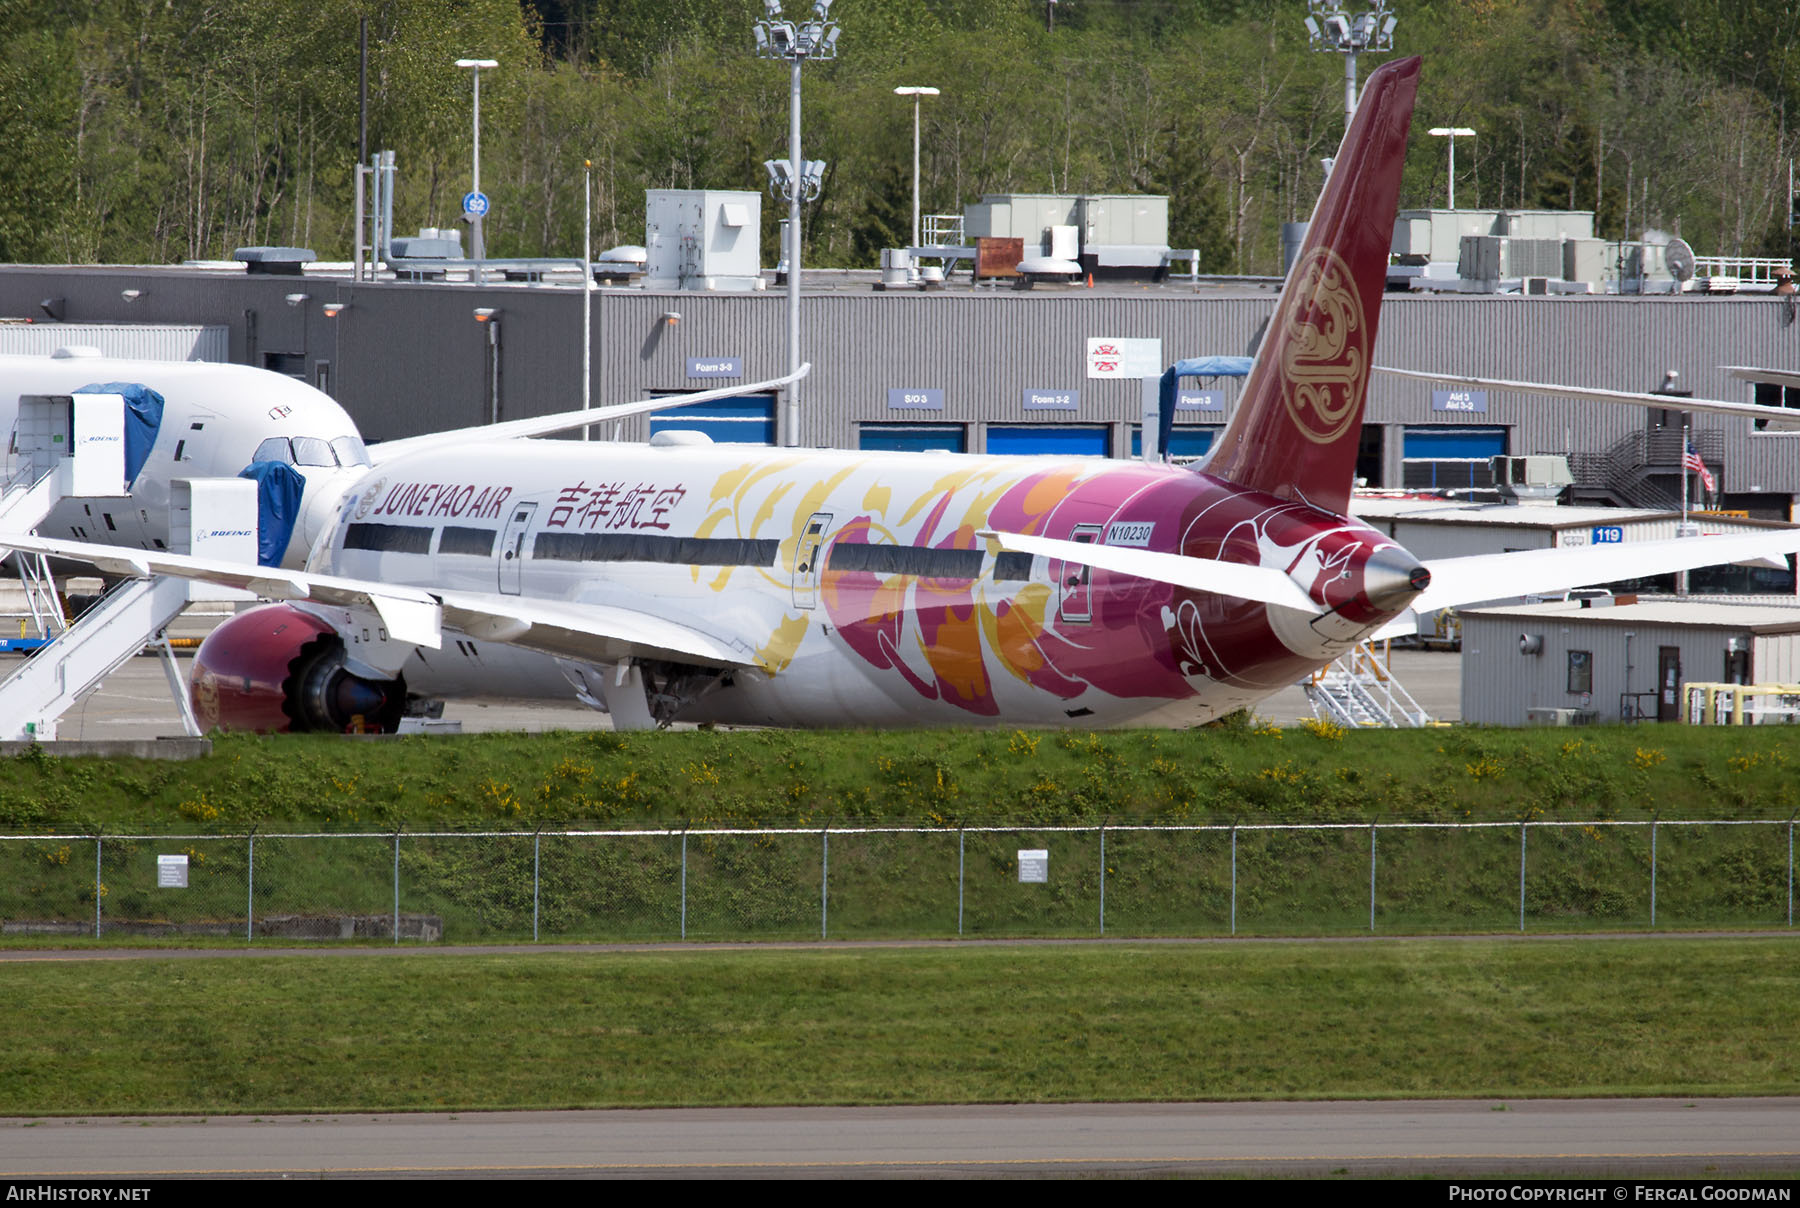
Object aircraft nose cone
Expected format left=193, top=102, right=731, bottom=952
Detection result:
left=1362, top=545, right=1431, bottom=612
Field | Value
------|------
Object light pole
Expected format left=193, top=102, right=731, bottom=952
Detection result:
left=754, top=1, right=840, bottom=448
left=893, top=86, right=939, bottom=251
left=455, top=58, right=498, bottom=284
left=583, top=158, right=593, bottom=438
left=1304, top=1, right=1397, bottom=131
left=1428, top=127, right=1475, bottom=210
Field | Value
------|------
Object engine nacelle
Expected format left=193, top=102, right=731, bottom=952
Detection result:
left=189, top=603, right=407, bottom=733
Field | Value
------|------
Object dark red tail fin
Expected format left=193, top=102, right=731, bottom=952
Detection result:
left=1204, top=56, right=1420, bottom=515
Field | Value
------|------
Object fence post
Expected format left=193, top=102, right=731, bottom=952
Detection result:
left=1649, top=818, right=1659, bottom=929
left=246, top=832, right=255, bottom=943
left=94, top=834, right=102, bottom=940
left=1788, top=812, right=1794, bottom=929
left=1098, top=824, right=1106, bottom=937
left=1230, top=825, right=1237, bottom=936
left=820, top=825, right=829, bottom=940
left=957, top=828, right=965, bottom=937
left=392, top=831, right=401, bottom=945
left=1518, top=822, right=1527, bottom=933
left=680, top=829, right=688, bottom=941
left=1369, top=823, right=1377, bottom=933
left=533, top=830, right=541, bottom=944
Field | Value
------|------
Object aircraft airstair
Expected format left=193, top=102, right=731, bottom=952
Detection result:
left=0, top=392, right=244, bottom=741
left=0, top=576, right=197, bottom=740
left=1305, top=641, right=1433, bottom=728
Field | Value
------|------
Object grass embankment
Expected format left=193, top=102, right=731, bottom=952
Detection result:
left=1, top=725, right=1797, bottom=941
left=2, top=723, right=1796, bottom=834
left=3, top=938, right=1795, bottom=1114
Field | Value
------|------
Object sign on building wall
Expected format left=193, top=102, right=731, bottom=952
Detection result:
left=687, top=357, right=743, bottom=379
left=1432, top=389, right=1488, bottom=413
left=888, top=388, right=945, bottom=410
left=1175, top=390, right=1224, bottom=411
left=1086, top=338, right=1162, bottom=378
left=1022, top=389, right=1079, bottom=411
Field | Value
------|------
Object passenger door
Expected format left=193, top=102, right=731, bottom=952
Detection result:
left=498, top=502, right=537, bottom=596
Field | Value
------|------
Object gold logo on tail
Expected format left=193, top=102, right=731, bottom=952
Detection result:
left=1279, top=247, right=1368, bottom=445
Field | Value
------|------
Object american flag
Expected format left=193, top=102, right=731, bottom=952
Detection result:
left=1683, top=442, right=1717, bottom=494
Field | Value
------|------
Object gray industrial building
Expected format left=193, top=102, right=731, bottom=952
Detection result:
left=3, top=262, right=1799, bottom=520
left=1459, top=598, right=1800, bottom=724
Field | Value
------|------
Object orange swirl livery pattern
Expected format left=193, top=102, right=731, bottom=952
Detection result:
left=1280, top=246, right=1367, bottom=445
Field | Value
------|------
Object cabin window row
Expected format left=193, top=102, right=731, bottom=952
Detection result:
left=346, top=522, right=1037, bottom=583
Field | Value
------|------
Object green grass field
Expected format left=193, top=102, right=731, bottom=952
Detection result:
left=2, top=725, right=1796, bottom=943
left=1, top=723, right=1795, bottom=836
left=3, top=938, right=1794, bottom=1115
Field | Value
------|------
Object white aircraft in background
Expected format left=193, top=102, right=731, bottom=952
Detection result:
left=3, top=55, right=1798, bottom=733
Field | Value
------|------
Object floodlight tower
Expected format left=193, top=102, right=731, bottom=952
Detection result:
left=754, top=0, right=840, bottom=448
left=1304, top=1, right=1397, bottom=132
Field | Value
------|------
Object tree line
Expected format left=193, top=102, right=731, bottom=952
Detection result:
left=0, top=0, right=1794, bottom=275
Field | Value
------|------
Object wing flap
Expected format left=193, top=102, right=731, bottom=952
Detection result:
left=434, top=590, right=758, bottom=670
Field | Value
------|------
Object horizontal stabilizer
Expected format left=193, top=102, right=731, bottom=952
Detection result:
left=1372, top=529, right=1800, bottom=640
left=1374, top=366, right=1786, bottom=424
left=979, top=529, right=1323, bottom=614
left=371, top=363, right=812, bottom=462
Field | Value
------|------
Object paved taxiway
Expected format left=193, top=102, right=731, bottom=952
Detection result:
left=1, top=1098, right=1795, bottom=1177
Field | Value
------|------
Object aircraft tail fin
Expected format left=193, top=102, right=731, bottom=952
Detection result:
left=1203, top=56, right=1420, bottom=515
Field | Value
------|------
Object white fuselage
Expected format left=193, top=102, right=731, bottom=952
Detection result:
left=316, top=437, right=1380, bottom=728
left=1, top=354, right=367, bottom=564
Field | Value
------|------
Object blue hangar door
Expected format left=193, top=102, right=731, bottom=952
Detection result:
left=985, top=425, right=1112, bottom=457
left=649, top=393, right=777, bottom=444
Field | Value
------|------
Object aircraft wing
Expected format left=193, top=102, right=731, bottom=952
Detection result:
left=369, top=364, right=811, bottom=462
left=979, top=529, right=1325, bottom=613
left=0, top=533, right=758, bottom=671
left=1725, top=366, right=1800, bottom=390
left=1369, top=529, right=1800, bottom=641
left=1372, top=366, right=1786, bottom=424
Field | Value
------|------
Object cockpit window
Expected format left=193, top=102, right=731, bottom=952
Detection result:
left=251, top=437, right=295, bottom=465
left=330, top=435, right=372, bottom=467
left=291, top=436, right=337, bottom=467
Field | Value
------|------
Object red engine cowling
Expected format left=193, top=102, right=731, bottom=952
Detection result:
left=189, top=603, right=407, bottom=733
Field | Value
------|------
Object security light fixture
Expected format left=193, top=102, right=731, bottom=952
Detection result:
left=1305, top=2, right=1397, bottom=128
left=322, top=302, right=347, bottom=318
left=473, top=307, right=499, bottom=323
left=753, top=0, right=842, bottom=447
left=661, top=311, right=682, bottom=326
left=120, top=289, right=142, bottom=303
left=285, top=293, right=310, bottom=308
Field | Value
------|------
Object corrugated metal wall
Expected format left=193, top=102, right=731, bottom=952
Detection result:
left=0, top=267, right=1795, bottom=498
left=1461, top=610, right=1765, bottom=723
left=0, top=323, right=228, bottom=361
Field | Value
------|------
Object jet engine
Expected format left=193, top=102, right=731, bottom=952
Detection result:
left=189, top=603, right=407, bottom=733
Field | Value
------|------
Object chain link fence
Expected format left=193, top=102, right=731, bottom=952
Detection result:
left=0, top=820, right=1793, bottom=943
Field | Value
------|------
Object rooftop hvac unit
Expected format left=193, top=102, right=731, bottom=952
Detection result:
left=643, top=189, right=763, bottom=291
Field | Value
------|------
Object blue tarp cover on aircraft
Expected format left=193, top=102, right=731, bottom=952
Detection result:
left=74, top=382, right=164, bottom=488
left=1154, top=357, right=1253, bottom=461
left=238, top=461, right=304, bottom=567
